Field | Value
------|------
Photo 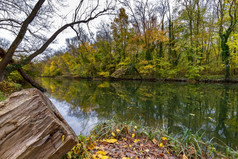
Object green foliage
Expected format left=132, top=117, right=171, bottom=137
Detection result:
left=7, top=71, right=23, bottom=82
left=6, top=63, right=39, bottom=83
left=34, top=1, right=238, bottom=80
left=0, top=81, right=22, bottom=96
left=62, top=135, right=93, bottom=159
left=98, top=71, right=110, bottom=77
left=186, top=65, right=205, bottom=79
left=0, top=91, right=6, bottom=101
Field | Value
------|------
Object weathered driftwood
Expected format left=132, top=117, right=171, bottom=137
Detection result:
left=0, top=88, right=78, bottom=159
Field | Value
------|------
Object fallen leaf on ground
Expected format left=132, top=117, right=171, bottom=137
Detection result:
left=159, top=143, right=164, bottom=148
left=96, top=151, right=107, bottom=156
left=183, top=154, right=188, bottom=159
left=132, top=133, right=135, bottom=138
left=112, top=132, right=116, bottom=136
left=102, top=139, right=118, bottom=143
left=152, top=138, right=157, bottom=144
left=116, top=129, right=120, bottom=133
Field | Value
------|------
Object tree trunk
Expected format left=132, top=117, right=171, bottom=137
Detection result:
left=196, top=0, right=200, bottom=57
left=168, top=19, right=177, bottom=66
left=159, top=18, right=164, bottom=58
left=133, top=66, right=143, bottom=79
left=0, top=0, right=46, bottom=81
left=0, top=64, right=7, bottom=81
left=220, top=33, right=230, bottom=79
left=0, top=72, right=4, bottom=81
left=0, top=48, right=46, bottom=92
left=17, top=68, right=46, bottom=92
left=189, top=18, right=194, bottom=62
left=218, top=0, right=237, bottom=79
left=0, top=88, right=78, bottom=159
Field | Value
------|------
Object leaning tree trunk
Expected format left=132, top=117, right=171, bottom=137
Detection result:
left=0, top=88, right=78, bottom=159
left=17, top=68, right=46, bottom=92
left=0, top=47, right=46, bottom=92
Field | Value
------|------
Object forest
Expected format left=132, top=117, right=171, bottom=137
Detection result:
left=0, top=0, right=237, bottom=84
left=1, top=0, right=238, bottom=158
left=35, top=0, right=238, bottom=80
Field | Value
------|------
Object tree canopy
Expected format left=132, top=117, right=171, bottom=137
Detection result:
left=38, top=0, right=238, bottom=80
left=0, top=0, right=115, bottom=85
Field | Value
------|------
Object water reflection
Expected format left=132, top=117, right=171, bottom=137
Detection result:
left=39, top=78, right=238, bottom=149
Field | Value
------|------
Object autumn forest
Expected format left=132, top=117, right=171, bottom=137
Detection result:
left=35, top=0, right=238, bottom=80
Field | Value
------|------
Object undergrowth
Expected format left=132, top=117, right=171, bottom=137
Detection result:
left=0, top=81, right=22, bottom=96
left=0, top=91, right=6, bottom=101
left=63, top=120, right=238, bottom=159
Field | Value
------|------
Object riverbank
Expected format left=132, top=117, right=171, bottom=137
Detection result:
left=64, top=120, right=238, bottom=159
left=40, top=75, right=238, bottom=84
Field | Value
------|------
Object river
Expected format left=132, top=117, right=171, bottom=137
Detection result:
left=38, top=78, right=238, bottom=149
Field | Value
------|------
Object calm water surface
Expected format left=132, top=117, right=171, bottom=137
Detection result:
left=39, top=78, right=238, bottom=149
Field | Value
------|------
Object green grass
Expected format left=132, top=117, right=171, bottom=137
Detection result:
left=91, top=120, right=210, bottom=158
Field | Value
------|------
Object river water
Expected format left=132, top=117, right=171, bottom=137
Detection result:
left=38, top=78, right=238, bottom=149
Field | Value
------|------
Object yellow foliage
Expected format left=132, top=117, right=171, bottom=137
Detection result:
left=166, top=149, right=171, bottom=156
left=88, top=143, right=96, bottom=150
left=98, top=71, right=110, bottom=77
left=96, top=151, right=107, bottom=156
left=144, top=64, right=155, bottom=70
left=111, top=132, right=116, bottom=137
left=93, top=153, right=109, bottom=159
left=98, top=82, right=110, bottom=88
left=132, top=133, right=135, bottom=138
left=116, top=129, right=120, bottom=133
left=101, top=139, right=118, bottom=143
left=62, top=135, right=65, bottom=142
left=152, top=138, right=157, bottom=144
left=73, top=145, right=80, bottom=154
left=139, top=60, right=149, bottom=65
left=159, top=143, right=164, bottom=148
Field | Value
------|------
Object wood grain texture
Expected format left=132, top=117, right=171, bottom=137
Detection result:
left=0, top=88, right=78, bottom=159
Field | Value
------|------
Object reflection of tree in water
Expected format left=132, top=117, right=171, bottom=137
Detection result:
left=39, top=78, right=238, bottom=149
left=215, top=86, right=238, bottom=148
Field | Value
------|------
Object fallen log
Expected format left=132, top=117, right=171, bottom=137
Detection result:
left=0, top=88, right=78, bottom=159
